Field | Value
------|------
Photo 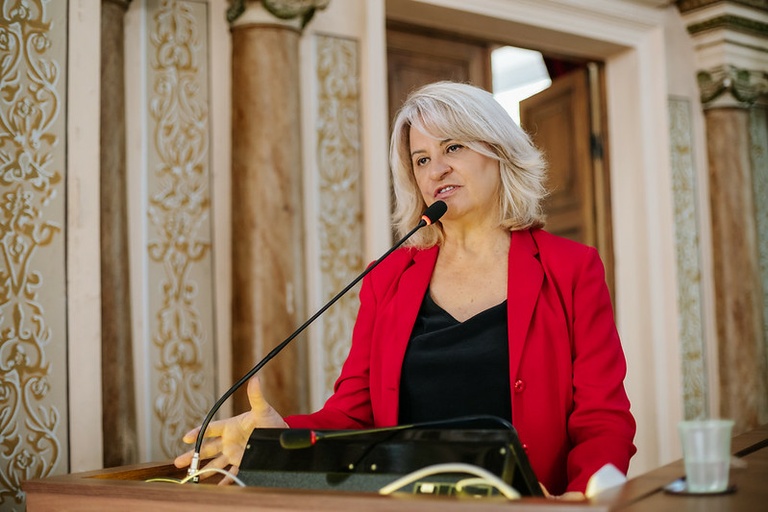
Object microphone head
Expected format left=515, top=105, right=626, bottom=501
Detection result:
left=422, top=200, right=447, bottom=225
left=279, top=429, right=318, bottom=449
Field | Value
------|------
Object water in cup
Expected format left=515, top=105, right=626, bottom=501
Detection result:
left=685, top=459, right=729, bottom=493
left=678, top=419, right=734, bottom=493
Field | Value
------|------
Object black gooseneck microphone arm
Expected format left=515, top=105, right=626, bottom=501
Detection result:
left=188, top=200, right=447, bottom=480
left=278, top=414, right=513, bottom=449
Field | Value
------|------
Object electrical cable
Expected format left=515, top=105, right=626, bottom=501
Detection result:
left=145, top=467, right=246, bottom=487
left=377, top=463, right=521, bottom=500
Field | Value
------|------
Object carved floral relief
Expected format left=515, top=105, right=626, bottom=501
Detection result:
left=669, top=98, right=709, bottom=420
left=146, top=0, right=215, bottom=458
left=315, top=35, right=363, bottom=397
left=0, top=0, right=66, bottom=507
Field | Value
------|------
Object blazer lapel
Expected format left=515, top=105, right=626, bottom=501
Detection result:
left=381, top=246, right=439, bottom=422
left=507, top=230, right=543, bottom=380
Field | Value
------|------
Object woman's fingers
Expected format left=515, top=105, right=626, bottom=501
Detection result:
left=176, top=377, right=286, bottom=475
left=221, top=439, right=247, bottom=465
left=201, top=453, right=229, bottom=472
left=183, top=417, right=231, bottom=444
left=539, top=483, right=586, bottom=501
left=181, top=427, right=200, bottom=444
left=247, top=376, right=270, bottom=415
left=174, top=437, right=224, bottom=469
left=174, top=450, right=193, bottom=468
left=193, top=457, right=225, bottom=482
left=198, top=455, right=243, bottom=485
left=553, top=491, right=586, bottom=501
left=218, top=465, right=239, bottom=486
left=198, top=437, right=224, bottom=460
left=246, top=376, right=288, bottom=428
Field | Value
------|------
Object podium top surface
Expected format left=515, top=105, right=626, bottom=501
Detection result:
left=23, top=459, right=585, bottom=512
left=22, top=423, right=768, bottom=512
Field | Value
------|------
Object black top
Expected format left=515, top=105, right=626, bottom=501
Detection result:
left=398, top=290, right=512, bottom=425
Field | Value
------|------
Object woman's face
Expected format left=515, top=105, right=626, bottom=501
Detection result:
left=409, top=126, right=501, bottom=225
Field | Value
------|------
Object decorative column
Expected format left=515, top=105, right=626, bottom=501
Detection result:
left=678, top=0, right=768, bottom=433
left=229, top=0, right=328, bottom=415
left=100, top=0, right=137, bottom=466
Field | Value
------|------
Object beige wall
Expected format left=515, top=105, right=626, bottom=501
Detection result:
left=67, top=0, right=103, bottom=475
left=664, top=7, right=720, bottom=423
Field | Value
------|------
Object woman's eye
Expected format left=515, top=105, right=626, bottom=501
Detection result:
left=415, top=157, right=429, bottom=167
left=446, top=143, right=463, bottom=153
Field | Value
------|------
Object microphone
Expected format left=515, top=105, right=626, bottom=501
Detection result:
left=188, top=200, right=447, bottom=480
left=279, top=415, right=513, bottom=450
left=279, top=425, right=411, bottom=450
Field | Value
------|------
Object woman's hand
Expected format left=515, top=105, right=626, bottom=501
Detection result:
left=539, top=483, right=587, bottom=501
left=174, top=376, right=287, bottom=484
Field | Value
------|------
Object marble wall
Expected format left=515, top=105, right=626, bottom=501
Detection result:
left=750, top=106, right=768, bottom=386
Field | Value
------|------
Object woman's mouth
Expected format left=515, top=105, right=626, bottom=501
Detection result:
left=435, top=185, right=458, bottom=198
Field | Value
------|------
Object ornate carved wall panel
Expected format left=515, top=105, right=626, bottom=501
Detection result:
left=669, top=97, right=709, bottom=420
left=313, top=34, right=363, bottom=401
left=143, top=0, right=216, bottom=459
left=0, top=0, right=68, bottom=508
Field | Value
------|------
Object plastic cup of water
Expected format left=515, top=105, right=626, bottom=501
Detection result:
left=678, top=419, right=734, bottom=493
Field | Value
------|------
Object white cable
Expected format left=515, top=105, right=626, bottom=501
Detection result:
left=145, top=478, right=183, bottom=484
left=188, top=452, right=200, bottom=480
left=455, top=477, right=496, bottom=495
left=179, top=467, right=247, bottom=487
left=377, top=463, right=521, bottom=500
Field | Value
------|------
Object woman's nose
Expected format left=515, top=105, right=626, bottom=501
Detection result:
left=429, top=155, right=451, bottom=179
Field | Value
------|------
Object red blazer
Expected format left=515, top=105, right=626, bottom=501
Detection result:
left=286, top=228, right=636, bottom=494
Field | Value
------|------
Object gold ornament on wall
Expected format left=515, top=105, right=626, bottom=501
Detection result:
left=668, top=98, right=709, bottom=421
left=0, top=0, right=65, bottom=506
left=315, top=34, right=363, bottom=396
left=147, top=0, right=213, bottom=458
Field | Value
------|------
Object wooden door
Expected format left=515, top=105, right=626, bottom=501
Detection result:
left=520, top=66, right=614, bottom=295
left=387, top=25, right=492, bottom=124
left=385, top=26, right=492, bottom=237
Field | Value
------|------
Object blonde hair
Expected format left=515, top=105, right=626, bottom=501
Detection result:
left=390, top=81, right=548, bottom=247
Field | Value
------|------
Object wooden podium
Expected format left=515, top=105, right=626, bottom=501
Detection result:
left=22, top=461, right=576, bottom=512
left=23, top=424, right=768, bottom=512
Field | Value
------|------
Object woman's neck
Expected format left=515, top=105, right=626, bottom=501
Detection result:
left=440, top=221, right=510, bottom=257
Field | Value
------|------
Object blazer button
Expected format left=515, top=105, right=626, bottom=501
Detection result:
left=513, top=379, right=525, bottom=393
